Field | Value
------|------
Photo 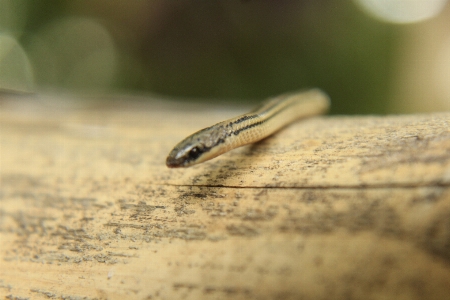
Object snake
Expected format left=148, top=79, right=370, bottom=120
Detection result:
left=166, top=88, right=330, bottom=168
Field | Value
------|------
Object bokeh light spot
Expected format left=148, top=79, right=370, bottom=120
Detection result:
left=0, top=34, right=34, bottom=92
left=27, top=17, right=117, bottom=92
left=354, top=0, right=448, bottom=23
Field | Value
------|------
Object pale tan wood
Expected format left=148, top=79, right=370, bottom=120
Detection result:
left=1, top=94, right=450, bottom=299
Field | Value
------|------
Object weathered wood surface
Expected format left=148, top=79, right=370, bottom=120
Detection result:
left=0, top=94, right=450, bottom=300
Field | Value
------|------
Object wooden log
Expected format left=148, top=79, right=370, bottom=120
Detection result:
left=1, top=94, right=449, bottom=299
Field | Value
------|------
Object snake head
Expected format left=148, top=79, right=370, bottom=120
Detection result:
left=166, top=143, right=206, bottom=168
left=166, top=125, right=228, bottom=168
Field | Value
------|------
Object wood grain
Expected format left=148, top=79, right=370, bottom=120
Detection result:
left=1, top=94, right=450, bottom=299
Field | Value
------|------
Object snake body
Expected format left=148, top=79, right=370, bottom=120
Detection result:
left=166, top=89, right=330, bottom=168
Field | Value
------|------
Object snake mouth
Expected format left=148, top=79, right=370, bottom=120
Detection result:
left=166, top=154, right=184, bottom=168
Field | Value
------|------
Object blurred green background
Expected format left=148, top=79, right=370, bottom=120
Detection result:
left=1, top=0, right=449, bottom=114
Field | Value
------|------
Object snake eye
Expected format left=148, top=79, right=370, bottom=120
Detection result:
left=187, top=146, right=202, bottom=160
